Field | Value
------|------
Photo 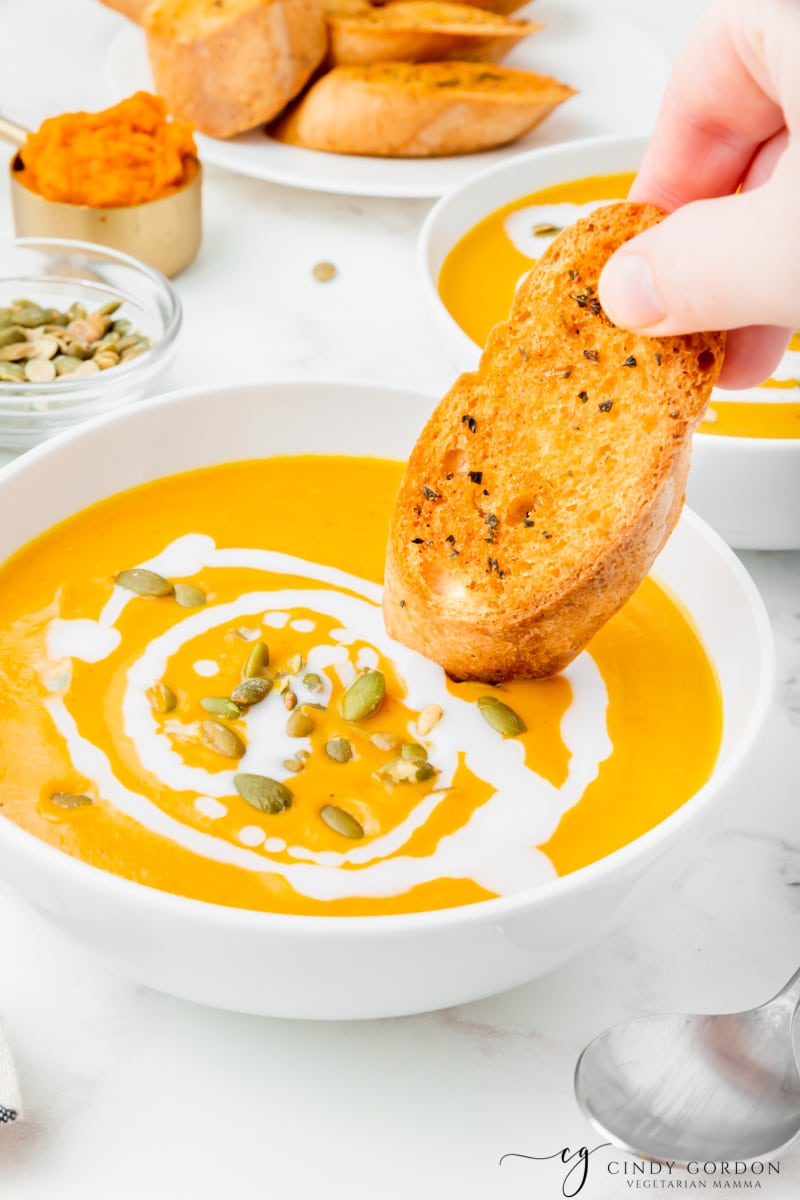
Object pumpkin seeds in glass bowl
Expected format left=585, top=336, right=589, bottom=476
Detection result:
left=0, top=238, right=181, bottom=451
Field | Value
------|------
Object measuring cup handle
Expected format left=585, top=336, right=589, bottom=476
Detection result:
left=0, top=117, right=28, bottom=149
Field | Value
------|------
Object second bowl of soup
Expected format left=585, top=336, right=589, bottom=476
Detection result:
left=420, top=134, right=800, bottom=549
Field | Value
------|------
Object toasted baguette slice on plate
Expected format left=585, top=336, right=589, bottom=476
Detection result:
left=373, top=0, right=533, bottom=11
left=144, top=0, right=327, bottom=138
left=328, top=1, right=541, bottom=66
left=384, top=204, right=725, bottom=681
left=271, top=61, right=575, bottom=157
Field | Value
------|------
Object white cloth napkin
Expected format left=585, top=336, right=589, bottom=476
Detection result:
left=0, top=1024, right=21, bottom=1123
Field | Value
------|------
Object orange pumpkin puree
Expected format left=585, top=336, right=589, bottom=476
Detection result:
left=439, top=171, right=800, bottom=440
left=0, top=456, right=721, bottom=916
left=16, top=92, right=196, bottom=209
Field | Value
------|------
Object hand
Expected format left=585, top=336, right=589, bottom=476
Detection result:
left=598, top=0, right=800, bottom=388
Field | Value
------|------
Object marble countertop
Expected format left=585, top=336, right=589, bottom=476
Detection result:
left=1, top=2, right=799, bottom=1197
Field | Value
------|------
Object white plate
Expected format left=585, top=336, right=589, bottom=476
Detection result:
left=104, top=0, right=670, bottom=199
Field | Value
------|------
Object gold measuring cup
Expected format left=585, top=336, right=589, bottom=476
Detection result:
left=0, top=115, right=202, bottom=278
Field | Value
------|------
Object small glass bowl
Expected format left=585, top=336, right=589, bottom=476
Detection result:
left=0, top=237, right=181, bottom=451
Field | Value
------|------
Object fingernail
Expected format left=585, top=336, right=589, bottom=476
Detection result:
left=600, top=254, right=666, bottom=330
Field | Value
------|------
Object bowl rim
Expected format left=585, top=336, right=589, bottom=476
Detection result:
left=417, top=131, right=800, bottom=455
left=0, top=235, right=182, bottom=406
left=0, top=378, right=777, bottom=935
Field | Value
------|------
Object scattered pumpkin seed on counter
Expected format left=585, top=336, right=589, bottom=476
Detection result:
left=0, top=299, right=151, bottom=383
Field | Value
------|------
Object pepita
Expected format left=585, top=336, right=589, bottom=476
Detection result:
left=370, top=731, right=399, bottom=751
left=201, top=719, right=246, bottom=759
left=401, top=743, right=427, bottom=762
left=53, top=355, right=82, bottom=375
left=320, top=804, right=363, bottom=839
left=477, top=694, right=527, bottom=737
left=286, top=708, right=314, bottom=737
left=283, top=758, right=305, bottom=774
left=24, top=358, right=56, bottom=383
left=325, top=737, right=353, bottom=764
left=286, top=652, right=305, bottom=674
left=146, top=680, right=177, bottom=713
left=231, top=677, right=272, bottom=705
left=302, top=672, right=324, bottom=693
left=32, top=334, right=59, bottom=360
left=51, top=791, right=93, bottom=809
left=284, top=690, right=298, bottom=711
left=234, top=773, right=292, bottom=814
left=174, top=582, right=206, bottom=608
left=115, top=567, right=174, bottom=597
left=201, top=697, right=243, bottom=720
left=312, top=261, right=337, bottom=283
left=243, top=640, right=269, bottom=678
left=0, top=363, right=25, bottom=382
left=341, top=669, right=385, bottom=722
left=416, top=703, right=443, bottom=736
left=378, top=757, right=437, bottom=785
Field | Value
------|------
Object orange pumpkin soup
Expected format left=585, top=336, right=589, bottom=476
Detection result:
left=0, top=456, right=721, bottom=915
left=439, top=171, right=800, bottom=440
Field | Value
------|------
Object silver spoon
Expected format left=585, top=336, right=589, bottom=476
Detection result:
left=574, top=967, right=800, bottom=1163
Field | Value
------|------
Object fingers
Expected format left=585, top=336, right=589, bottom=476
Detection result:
left=629, top=0, right=785, bottom=210
left=716, top=325, right=792, bottom=389
left=599, top=146, right=800, bottom=335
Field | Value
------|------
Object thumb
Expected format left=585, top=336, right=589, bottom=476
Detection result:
left=598, top=158, right=800, bottom=335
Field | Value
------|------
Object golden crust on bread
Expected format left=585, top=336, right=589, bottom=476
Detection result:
left=144, top=0, right=327, bottom=138
left=271, top=61, right=575, bottom=157
left=383, top=203, right=725, bottom=680
left=328, top=2, right=541, bottom=66
left=373, top=0, right=533, bottom=11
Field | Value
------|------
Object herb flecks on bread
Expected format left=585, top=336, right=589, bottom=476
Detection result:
left=384, top=203, right=725, bottom=681
left=271, top=61, right=575, bottom=157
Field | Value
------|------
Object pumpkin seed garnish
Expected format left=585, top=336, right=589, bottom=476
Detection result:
left=146, top=680, right=177, bottom=714
left=116, top=568, right=174, bottom=597
left=201, top=719, right=246, bottom=759
left=296, top=749, right=311, bottom=762
left=416, top=704, right=443, bottom=736
left=286, top=652, right=305, bottom=674
left=234, top=773, right=292, bottom=814
left=341, top=669, right=385, bottom=721
left=533, top=222, right=562, bottom=236
left=378, top=757, right=436, bottom=785
left=283, top=758, right=305, bottom=774
left=325, top=737, right=353, bottom=764
left=174, top=583, right=206, bottom=608
left=243, top=640, right=269, bottom=678
left=401, top=743, right=427, bottom=762
left=201, top=697, right=243, bottom=720
left=477, top=695, right=527, bottom=737
left=286, top=708, right=314, bottom=737
left=320, top=804, right=363, bottom=839
left=231, top=677, right=272, bottom=705
left=51, top=791, right=93, bottom=809
left=303, top=672, right=323, bottom=692
left=370, top=731, right=399, bottom=751
left=284, top=690, right=298, bottom=711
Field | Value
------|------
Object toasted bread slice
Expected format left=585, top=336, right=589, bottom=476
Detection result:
left=144, top=0, right=327, bottom=138
left=328, top=2, right=541, bottom=66
left=384, top=204, right=725, bottom=680
left=373, top=0, right=532, bottom=11
left=271, top=61, right=574, bottom=157
left=99, top=0, right=153, bottom=20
